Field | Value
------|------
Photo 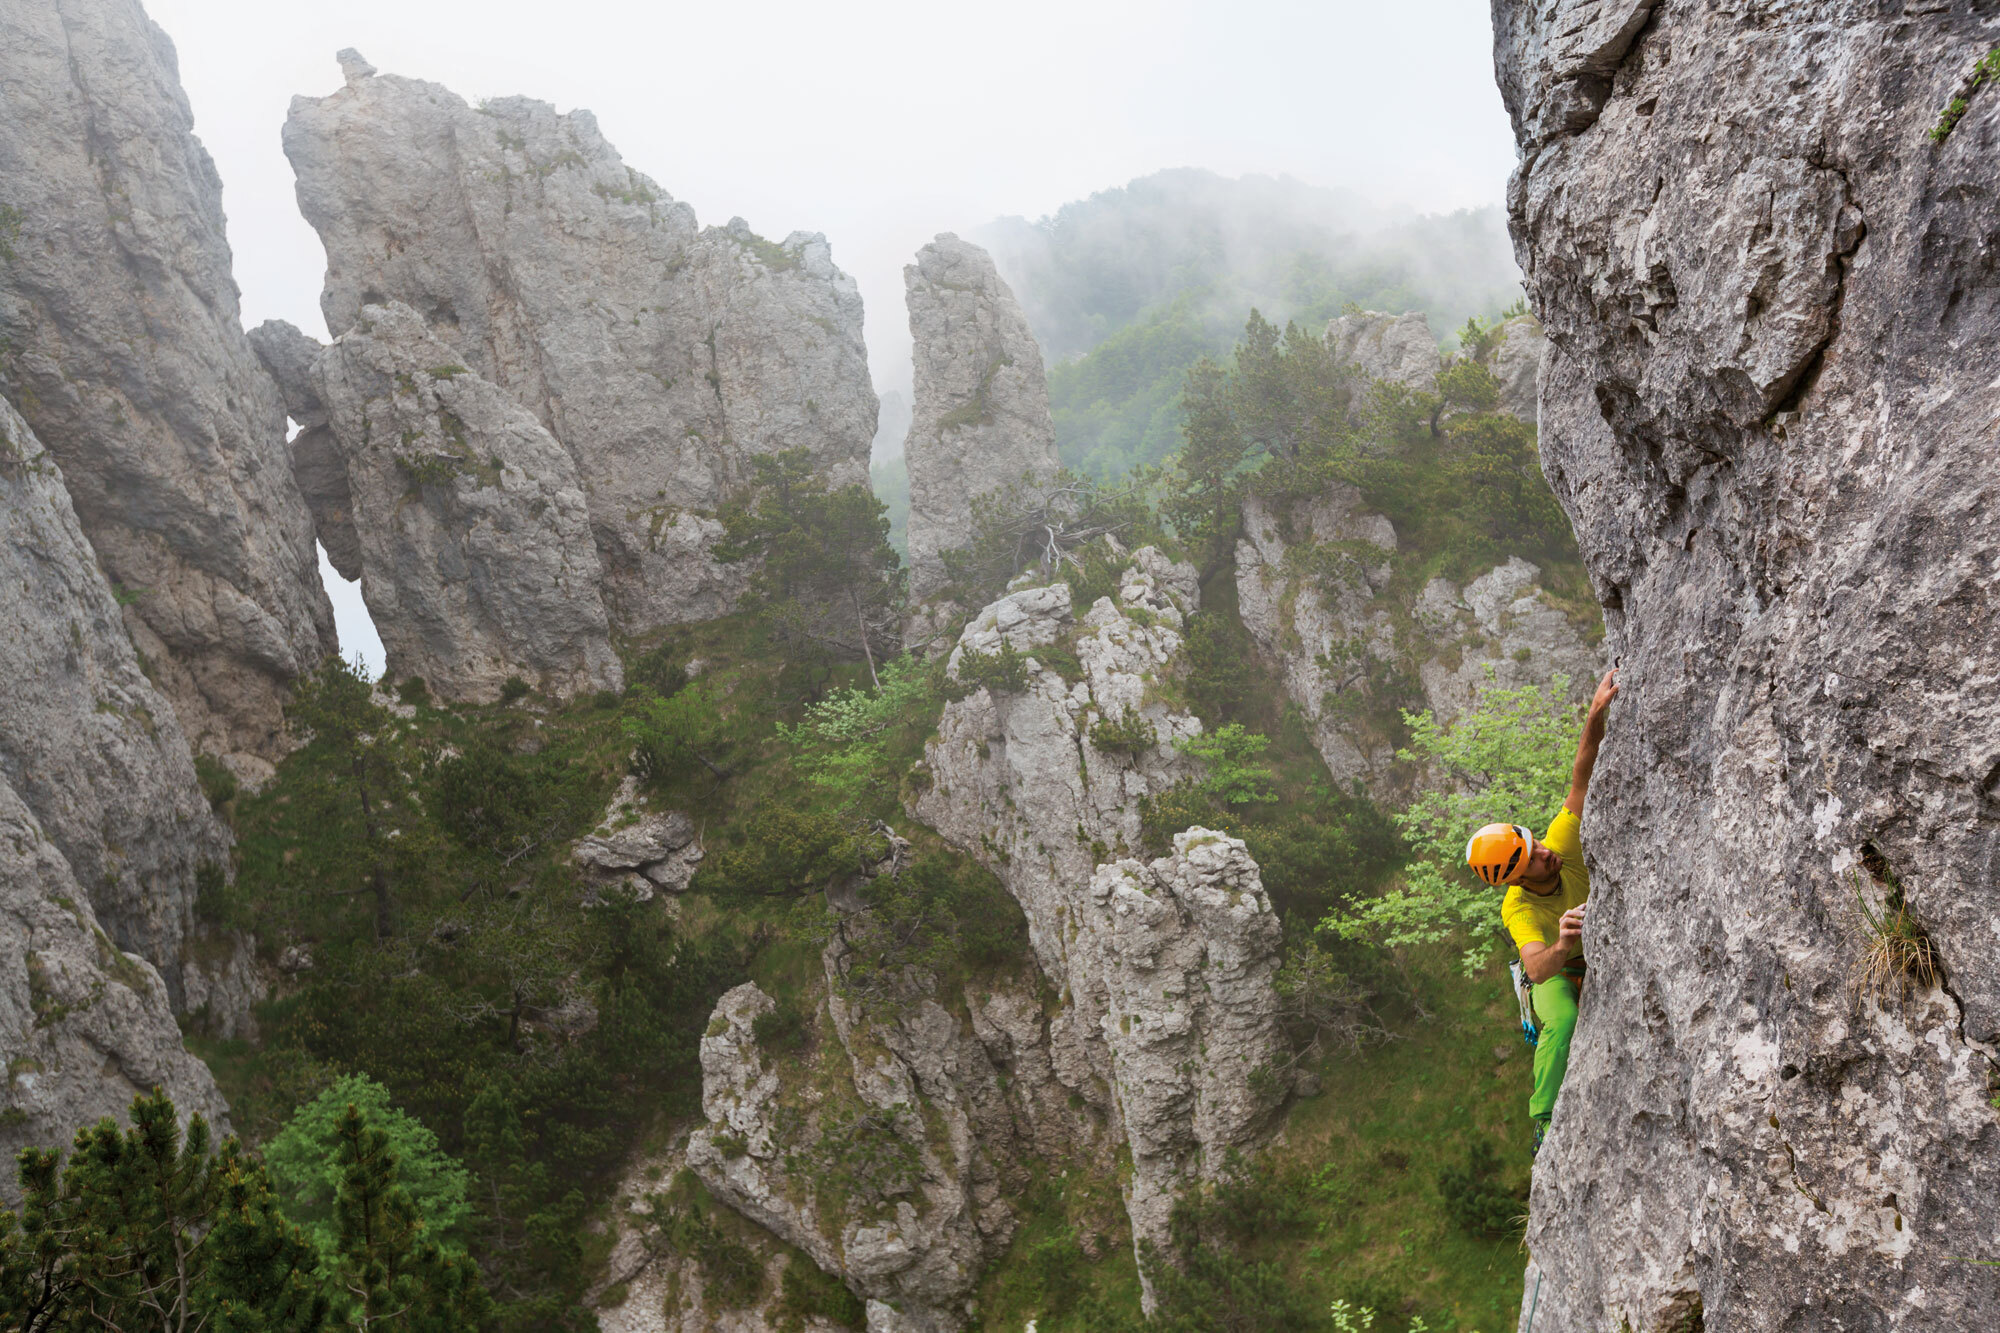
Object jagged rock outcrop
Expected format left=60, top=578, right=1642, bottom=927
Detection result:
left=0, top=396, right=229, bottom=1006
left=0, top=0, right=335, bottom=759
left=1412, top=556, right=1601, bottom=725
left=1325, top=310, right=1442, bottom=393
left=573, top=776, right=702, bottom=903
left=249, top=319, right=362, bottom=579
left=679, top=824, right=1103, bottom=1333
left=1076, top=831, right=1284, bottom=1295
left=1487, top=313, right=1545, bottom=424
left=1495, top=4, right=2000, bottom=1330
left=282, top=57, right=874, bottom=631
left=1234, top=485, right=1600, bottom=791
left=901, top=235, right=1061, bottom=602
left=911, top=549, right=1286, bottom=1305
left=308, top=301, right=621, bottom=702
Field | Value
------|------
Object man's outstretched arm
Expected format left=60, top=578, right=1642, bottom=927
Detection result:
left=1564, top=668, right=1620, bottom=816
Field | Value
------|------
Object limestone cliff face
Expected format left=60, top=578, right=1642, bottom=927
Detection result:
left=282, top=56, right=874, bottom=632
left=910, top=550, right=1287, bottom=1306
left=0, top=0, right=335, bottom=760
left=0, top=396, right=228, bottom=1191
left=306, top=302, right=622, bottom=702
left=1325, top=310, right=1443, bottom=394
left=0, top=396, right=229, bottom=1005
left=1495, top=4, right=2000, bottom=1330
left=901, top=236, right=1061, bottom=602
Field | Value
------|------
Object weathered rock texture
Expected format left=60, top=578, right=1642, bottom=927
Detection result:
left=310, top=301, right=621, bottom=702
left=902, top=235, right=1061, bottom=601
left=910, top=550, right=1287, bottom=1304
left=0, top=398, right=229, bottom=1193
left=0, top=0, right=335, bottom=759
left=1496, top=4, right=2000, bottom=1330
left=1078, top=831, right=1284, bottom=1292
left=1488, top=312, right=1545, bottom=424
left=686, top=931, right=1099, bottom=1331
left=283, top=57, right=874, bottom=631
left=1325, top=310, right=1442, bottom=393
left=572, top=775, right=702, bottom=903
left=249, top=319, right=362, bottom=579
left=1234, top=493, right=1600, bottom=793
left=0, top=396, right=228, bottom=1005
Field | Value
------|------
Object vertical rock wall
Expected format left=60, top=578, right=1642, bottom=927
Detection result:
left=0, top=394, right=229, bottom=1191
left=901, top=235, right=1061, bottom=602
left=0, top=0, right=335, bottom=760
left=1495, top=3, right=2000, bottom=1329
left=282, top=57, right=875, bottom=632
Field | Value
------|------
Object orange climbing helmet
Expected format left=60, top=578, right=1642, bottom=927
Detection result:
left=1466, top=823, right=1534, bottom=886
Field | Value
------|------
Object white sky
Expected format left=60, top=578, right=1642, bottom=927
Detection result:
left=147, top=0, right=1518, bottom=674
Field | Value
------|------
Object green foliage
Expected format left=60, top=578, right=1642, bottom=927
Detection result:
left=950, top=642, right=1031, bottom=696
left=1174, top=724, right=1276, bottom=805
left=788, top=1106, right=923, bottom=1215
left=1088, top=708, right=1158, bottom=758
left=834, top=851, right=1029, bottom=999
left=431, top=736, right=596, bottom=864
left=777, top=1253, right=865, bottom=1330
left=938, top=472, right=1162, bottom=608
left=698, top=806, right=872, bottom=899
left=498, top=676, right=531, bottom=704
left=717, top=449, right=903, bottom=687
left=1324, top=670, right=1579, bottom=969
left=647, top=1178, right=766, bottom=1309
left=1136, top=1158, right=1324, bottom=1333
left=263, top=1075, right=471, bottom=1269
left=0, top=1091, right=330, bottom=1331
left=323, top=1102, right=490, bottom=1329
left=195, top=752, right=240, bottom=812
left=1182, top=609, right=1256, bottom=724
left=1930, top=46, right=2000, bottom=142
left=1436, top=1139, right=1525, bottom=1240
left=625, top=680, right=731, bottom=787
left=397, top=677, right=430, bottom=706
left=779, top=656, right=940, bottom=812
left=752, top=997, right=813, bottom=1055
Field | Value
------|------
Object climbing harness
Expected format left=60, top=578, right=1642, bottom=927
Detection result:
left=1509, top=959, right=1538, bottom=1048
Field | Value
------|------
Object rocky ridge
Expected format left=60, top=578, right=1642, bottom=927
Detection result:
left=0, top=394, right=230, bottom=1190
left=0, top=0, right=335, bottom=760
left=901, top=235, right=1062, bottom=602
left=910, top=548, right=1287, bottom=1305
left=304, top=300, right=622, bottom=702
left=282, top=55, right=875, bottom=632
left=1496, top=3, right=2000, bottom=1330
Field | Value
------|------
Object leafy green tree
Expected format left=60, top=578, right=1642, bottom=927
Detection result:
left=939, top=469, right=1160, bottom=608
left=778, top=656, right=938, bottom=813
left=1174, top=724, right=1277, bottom=807
left=1322, top=670, right=1580, bottom=971
left=717, top=450, right=902, bottom=687
left=0, top=1091, right=330, bottom=1332
left=263, top=1076, right=471, bottom=1270
left=623, top=680, right=731, bottom=787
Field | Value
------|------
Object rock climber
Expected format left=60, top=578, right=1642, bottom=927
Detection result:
left=1465, top=667, right=1619, bottom=1153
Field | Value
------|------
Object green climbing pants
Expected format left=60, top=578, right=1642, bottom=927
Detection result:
left=1529, top=974, right=1580, bottom=1122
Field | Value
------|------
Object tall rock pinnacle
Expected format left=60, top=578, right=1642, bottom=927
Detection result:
left=1495, top=3, right=2000, bottom=1329
left=902, top=235, right=1061, bottom=602
left=280, top=59, right=875, bottom=633
left=0, top=0, right=337, bottom=760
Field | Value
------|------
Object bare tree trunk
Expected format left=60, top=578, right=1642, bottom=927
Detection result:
left=851, top=588, right=881, bottom=690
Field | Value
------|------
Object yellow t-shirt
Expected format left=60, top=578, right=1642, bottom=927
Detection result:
left=1500, top=808, right=1590, bottom=953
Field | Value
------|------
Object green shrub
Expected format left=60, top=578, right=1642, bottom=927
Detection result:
left=952, top=641, right=1031, bottom=696
left=498, top=675, right=531, bottom=703
left=777, top=1254, right=865, bottom=1330
left=1436, top=1139, right=1525, bottom=1239
left=192, top=753, right=237, bottom=812
left=753, top=999, right=812, bottom=1054
left=1089, top=709, right=1158, bottom=758
left=396, top=676, right=429, bottom=705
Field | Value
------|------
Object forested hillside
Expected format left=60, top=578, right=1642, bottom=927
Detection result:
left=973, top=170, right=1526, bottom=480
